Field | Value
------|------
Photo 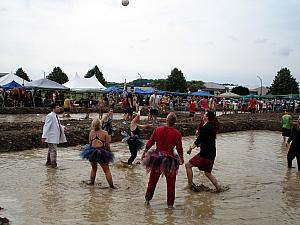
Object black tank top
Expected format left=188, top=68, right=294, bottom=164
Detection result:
left=90, top=135, right=106, bottom=148
left=130, top=126, right=140, bottom=137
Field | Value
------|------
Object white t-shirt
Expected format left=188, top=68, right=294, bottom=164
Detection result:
left=149, top=94, right=160, bottom=109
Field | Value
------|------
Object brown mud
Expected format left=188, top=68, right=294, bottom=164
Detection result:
left=0, top=110, right=289, bottom=152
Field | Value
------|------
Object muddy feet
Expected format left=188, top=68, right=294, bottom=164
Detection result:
left=190, top=183, right=210, bottom=192
left=213, top=185, right=230, bottom=193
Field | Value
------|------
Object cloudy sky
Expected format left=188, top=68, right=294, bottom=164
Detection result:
left=0, top=0, right=299, bottom=87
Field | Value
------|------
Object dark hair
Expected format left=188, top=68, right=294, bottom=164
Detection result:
left=50, top=103, right=59, bottom=111
left=206, top=111, right=215, bottom=122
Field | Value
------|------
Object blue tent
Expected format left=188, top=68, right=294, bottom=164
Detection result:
left=190, top=91, right=212, bottom=96
left=134, top=88, right=148, bottom=94
left=2, top=80, right=22, bottom=89
left=103, top=86, right=123, bottom=94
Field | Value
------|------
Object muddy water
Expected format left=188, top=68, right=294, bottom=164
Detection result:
left=0, top=131, right=299, bottom=225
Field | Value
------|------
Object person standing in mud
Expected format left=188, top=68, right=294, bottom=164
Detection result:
left=287, top=116, right=300, bottom=170
left=123, top=111, right=150, bottom=165
left=282, top=110, right=292, bottom=145
left=80, top=118, right=114, bottom=187
left=98, top=96, right=105, bottom=119
left=42, top=103, right=67, bottom=168
left=149, top=90, right=160, bottom=124
left=101, top=108, right=114, bottom=142
left=63, top=96, right=71, bottom=117
left=142, top=112, right=184, bottom=209
left=185, top=111, right=226, bottom=192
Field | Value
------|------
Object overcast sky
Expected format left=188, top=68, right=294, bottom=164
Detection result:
left=0, top=0, right=299, bottom=87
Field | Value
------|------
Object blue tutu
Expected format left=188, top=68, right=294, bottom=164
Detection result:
left=80, top=144, right=114, bottom=164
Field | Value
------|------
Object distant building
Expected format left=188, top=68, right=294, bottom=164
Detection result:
left=203, top=82, right=226, bottom=95
left=249, top=86, right=269, bottom=95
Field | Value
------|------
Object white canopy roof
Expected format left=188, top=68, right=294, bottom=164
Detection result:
left=0, top=72, right=29, bottom=86
left=25, top=78, right=69, bottom=90
left=64, top=73, right=106, bottom=91
left=219, top=92, right=240, bottom=98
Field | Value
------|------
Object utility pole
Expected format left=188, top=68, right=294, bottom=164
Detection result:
left=257, top=75, right=262, bottom=96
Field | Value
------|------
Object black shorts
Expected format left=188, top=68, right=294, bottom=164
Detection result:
left=200, top=107, right=206, bottom=112
left=189, top=112, right=195, bottom=117
left=282, top=128, right=291, bottom=137
left=127, top=107, right=133, bottom=116
left=150, top=109, right=158, bottom=116
left=64, top=108, right=70, bottom=112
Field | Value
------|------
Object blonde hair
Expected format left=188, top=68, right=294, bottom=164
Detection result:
left=101, top=114, right=108, bottom=123
left=91, top=118, right=101, bottom=131
left=167, top=112, right=177, bottom=126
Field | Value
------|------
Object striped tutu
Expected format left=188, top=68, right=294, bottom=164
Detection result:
left=142, top=151, right=180, bottom=177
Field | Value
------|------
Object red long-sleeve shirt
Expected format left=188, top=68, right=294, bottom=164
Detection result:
left=145, top=126, right=184, bottom=162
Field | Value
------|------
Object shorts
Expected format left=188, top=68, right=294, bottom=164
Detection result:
left=189, top=155, right=214, bottom=173
left=189, top=112, right=195, bottom=117
left=126, top=107, right=133, bottom=116
left=64, top=108, right=70, bottom=112
left=282, top=128, right=291, bottom=137
left=200, top=107, right=206, bottom=112
left=150, top=109, right=159, bottom=116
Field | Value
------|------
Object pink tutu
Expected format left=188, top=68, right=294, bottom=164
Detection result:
left=143, top=151, right=180, bottom=177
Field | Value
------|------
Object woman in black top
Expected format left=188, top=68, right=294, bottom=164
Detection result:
left=185, top=111, right=227, bottom=192
left=122, top=111, right=150, bottom=165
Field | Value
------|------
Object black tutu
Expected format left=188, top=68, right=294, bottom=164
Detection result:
left=80, top=144, right=114, bottom=164
left=143, top=151, right=180, bottom=177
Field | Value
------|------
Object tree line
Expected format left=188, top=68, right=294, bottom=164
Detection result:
left=12, top=66, right=299, bottom=95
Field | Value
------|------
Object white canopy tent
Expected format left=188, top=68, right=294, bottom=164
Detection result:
left=25, top=78, right=69, bottom=90
left=64, top=73, right=106, bottom=91
left=219, top=92, right=240, bottom=98
left=0, top=72, right=29, bottom=86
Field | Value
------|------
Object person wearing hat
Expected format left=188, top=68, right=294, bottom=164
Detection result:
left=287, top=116, right=300, bottom=171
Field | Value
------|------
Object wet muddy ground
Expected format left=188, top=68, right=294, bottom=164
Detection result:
left=0, top=131, right=299, bottom=225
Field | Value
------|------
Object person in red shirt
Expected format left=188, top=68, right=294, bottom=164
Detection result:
left=249, top=96, right=257, bottom=113
left=189, top=99, right=196, bottom=122
left=142, top=112, right=184, bottom=209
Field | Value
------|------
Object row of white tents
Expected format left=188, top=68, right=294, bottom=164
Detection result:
left=0, top=73, right=106, bottom=91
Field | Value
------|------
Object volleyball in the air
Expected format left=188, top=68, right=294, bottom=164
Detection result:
left=122, top=0, right=129, bottom=6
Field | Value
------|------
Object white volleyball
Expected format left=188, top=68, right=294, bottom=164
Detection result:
left=122, top=0, right=129, bottom=6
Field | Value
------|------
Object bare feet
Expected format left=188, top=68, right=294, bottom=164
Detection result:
left=214, top=185, right=229, bottom=193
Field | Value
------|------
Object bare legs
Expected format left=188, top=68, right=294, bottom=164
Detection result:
left=185, top=162, right=223, bottom=191
left=89, top=162, right=114, bottom=188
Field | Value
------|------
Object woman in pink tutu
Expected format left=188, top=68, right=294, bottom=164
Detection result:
left=142, top=112, right=184, bottom=209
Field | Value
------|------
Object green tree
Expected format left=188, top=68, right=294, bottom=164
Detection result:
left=166, top=68, right=187, bottom=92
left=85, top=65, right=106, bottom=85
left=231, top=86, right=249, bottom=95
left=152, top=79, right=167, bottom=90
left=47, top=67, right=69, bottom=84
left=187, top=80, right=205, bottom=92
left=269, top=68, right=299, bottom=95
left=15, top=67, right=30, bottom=82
